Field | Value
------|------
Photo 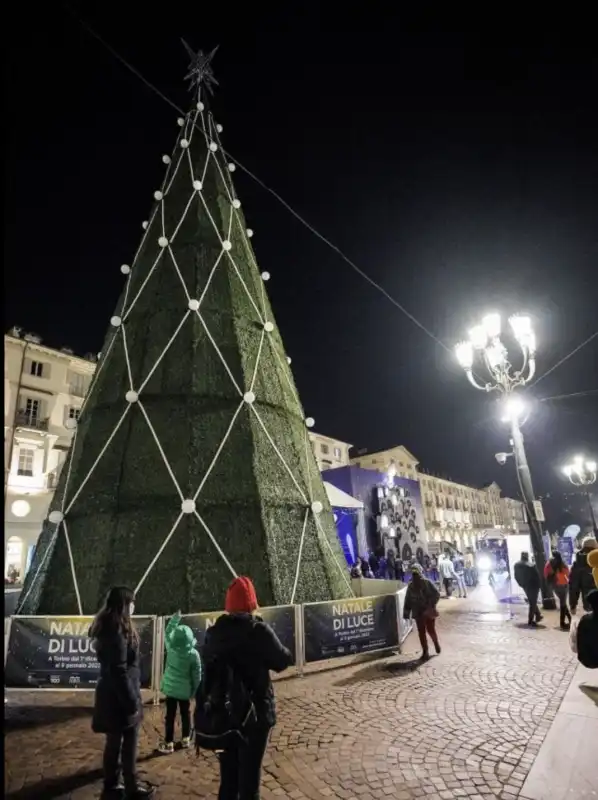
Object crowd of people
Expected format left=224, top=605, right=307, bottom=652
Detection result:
left=87, top=538, right=597, bottom=799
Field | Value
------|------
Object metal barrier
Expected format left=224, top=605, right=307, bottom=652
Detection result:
left=5, top=591, right=415, bottom=695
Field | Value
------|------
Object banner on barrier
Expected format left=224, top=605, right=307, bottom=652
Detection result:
left=171, top=605, right=296, bottom=665
left=303, top=594, right=398, bottom=663
left=5, top=616, right=155, bottom=690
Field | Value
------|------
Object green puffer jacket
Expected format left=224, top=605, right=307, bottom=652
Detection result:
left=160, top=613, right=202, bottom=701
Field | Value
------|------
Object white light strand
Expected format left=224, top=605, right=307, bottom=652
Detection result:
left=15, top=528, right=59, bottom=613
left=290, top=509, right=310, bottom=604
left=64, top=406, right=132, bottom=515
left=120, top=325, right=135, bottom=390
left=62, top=519, right=83, bottom=614
left=137, top=402, right=185, bottom=501
left=191, top=400, right=245, bottom=502
left=193, top=510, right=238, bottom=579
left=249, top=404, right=309, bottom=505
left=134, top=512, right=185, bottom=595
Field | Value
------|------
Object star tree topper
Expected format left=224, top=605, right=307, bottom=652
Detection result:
left=182, top=40, right=219, bottom=94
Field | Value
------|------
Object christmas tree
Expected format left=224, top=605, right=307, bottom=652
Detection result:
left=18, top=45, right=351, bottom=616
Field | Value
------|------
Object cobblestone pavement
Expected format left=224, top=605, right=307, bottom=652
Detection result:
left=5, top=589, right=578, bottom=799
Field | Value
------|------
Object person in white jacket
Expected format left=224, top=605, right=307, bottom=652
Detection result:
left=438, top=551, right=460, bottom=598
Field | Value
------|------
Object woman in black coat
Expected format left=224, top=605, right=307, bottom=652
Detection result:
left=89, top=586, right=153, bottom=799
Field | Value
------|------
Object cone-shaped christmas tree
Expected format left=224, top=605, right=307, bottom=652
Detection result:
left=18, top=46, right=351, bottom=616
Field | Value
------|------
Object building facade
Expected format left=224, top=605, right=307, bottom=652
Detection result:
left=4, top=330, right=97, bottom=584
left=346, top=443, right=529, bottom=554
left=308, top=432, right=352, bottom=471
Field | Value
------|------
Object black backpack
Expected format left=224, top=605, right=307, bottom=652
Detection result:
left=194, top=661, right=256, bottom=752
left=577, top=615, right=598, bottom=670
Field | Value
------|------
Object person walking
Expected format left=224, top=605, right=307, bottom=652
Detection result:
left=544, top=551, right=571, bottom=630
left=199, top=576, right=293, bottom=800
left=570, top=537, right=598, bottom=614
left=89, top=586, right=154, bottom=799
left=438, top=551, right=458, bottom=598
left=514, top=552, right=543, bottom=626
left=403, top=564, right=441, bottom=661
left=158, top=611, right=202, bottom=754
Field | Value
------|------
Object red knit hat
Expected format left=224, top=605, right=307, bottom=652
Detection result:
left=225, top=576, right=258, bottom=614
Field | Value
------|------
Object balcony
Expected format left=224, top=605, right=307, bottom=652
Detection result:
left=15, top=412, right=49, bottom=432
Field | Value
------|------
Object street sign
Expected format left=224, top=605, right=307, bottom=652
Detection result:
left=533, top=500, right=545, bottom=522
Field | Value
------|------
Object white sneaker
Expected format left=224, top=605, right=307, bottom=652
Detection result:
left=158, top=741, right=174, bottom=754
left=181, top=737, right=191, bottom=749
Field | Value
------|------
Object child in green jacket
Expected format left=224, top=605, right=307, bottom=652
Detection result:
left=158, top=612, right=202, bottom=754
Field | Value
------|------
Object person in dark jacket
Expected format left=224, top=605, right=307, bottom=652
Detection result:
left=514, top=552, right=543, bottom=626
left=575, top=589, right=598, bottom=669
left=570, top=537, right=598, bottom=614
left=403, top=564, right=441, bottom=661
left=203, top=576, right=293, bottom=800
left=89, top=586, right=153, bottom=799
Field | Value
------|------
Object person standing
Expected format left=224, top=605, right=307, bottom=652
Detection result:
left=438, top=551, right=458, bottom=598
left=90, top=586, right=154, bottom=799
left=544, top=551, right=571, bottom=630
left=200, top=576, right=293, bottom=800
left=403, top=565, right=441, bottom=661
left=514, top=552, right=543, bottom=626
left=570, top=537, right=598, bottom=614
left=452, top=554, right=468, bottom=599
left=368, top=551, right=379, bottom=579
left=158, top=611, right=202, bottom=754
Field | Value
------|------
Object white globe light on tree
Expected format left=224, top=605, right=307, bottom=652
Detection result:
left=222, top=240, right=232, bottom=251
left=243, top=391, right=256, bottom=404
left=311, top=501, right=323, bottom=514
left=110, top=316, right=122, bottom=328
left=49, top=510, right=64, bottom=524
left=188, top=299, right=200, bottom=311
left=264, top=322, right=274, bottom=332
left=246, top=228, right=253, bottom=238
left=193, top=180, right=203, bottom=191
left=181, top=498, right=196, bottom=514
left=180, top=139, right=189, bottom=149
left=305, top=417, right=315, bottom=428
left=154, top=190, right=163, bottom=201
left=261, top=272, right=270, bottom=281
left=162, top=155, right=171, bottom=164
left=121, top=264, right=131, bottom=275
left=158, top=236, right=169, bottom=248
left=125, top=390, right=139, bottom=404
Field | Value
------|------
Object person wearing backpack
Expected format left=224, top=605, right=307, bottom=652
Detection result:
left=158, top=611, right=202, bottom=754
left=544, top=551, right=571, bottom=630
left=196, top=576, right=293, bottom=800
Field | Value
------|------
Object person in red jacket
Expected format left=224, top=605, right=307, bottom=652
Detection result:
left=544, top=551, right=571, bottom=630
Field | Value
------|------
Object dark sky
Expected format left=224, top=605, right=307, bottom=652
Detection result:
left=5, top=9, right=598, bottom=510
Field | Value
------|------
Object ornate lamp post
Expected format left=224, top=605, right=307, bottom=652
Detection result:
left=562, top=456, right=598, bottom=535
left=455, top=313, right=555, bottom=609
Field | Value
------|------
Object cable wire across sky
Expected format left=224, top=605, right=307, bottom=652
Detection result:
left=66, top=8, right=598, bottom=387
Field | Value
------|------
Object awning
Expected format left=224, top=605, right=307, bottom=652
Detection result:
left=323, top=481, right=364, bottom=510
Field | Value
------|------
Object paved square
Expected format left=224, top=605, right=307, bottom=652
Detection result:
left=5, top=589, right=578, bottom=799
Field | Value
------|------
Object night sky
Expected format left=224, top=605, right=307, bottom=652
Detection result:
left=5, top=10, right=598, bottom=520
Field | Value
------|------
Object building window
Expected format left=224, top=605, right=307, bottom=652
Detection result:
left=65, top=406, right=81, bottom=425
left=68, top=371, right=89, bottom=398
left=21, top=397, right=41, bottom=423
left=29, top=360, right=48, bottom=378
left=320, top=443, right=329, bottom=455
left=17, top=448, right=35, bottom=477
left=334, top=447, right=341, bottom=459
left=5, top=537, right=24, bottom=582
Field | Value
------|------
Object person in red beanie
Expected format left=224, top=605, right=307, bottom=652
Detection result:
left=200, top=577, right=292, bottom=800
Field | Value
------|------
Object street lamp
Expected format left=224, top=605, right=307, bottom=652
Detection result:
left=455, top=312, right=555, bottom=609
left=562, top=456, right=598, bottom=535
